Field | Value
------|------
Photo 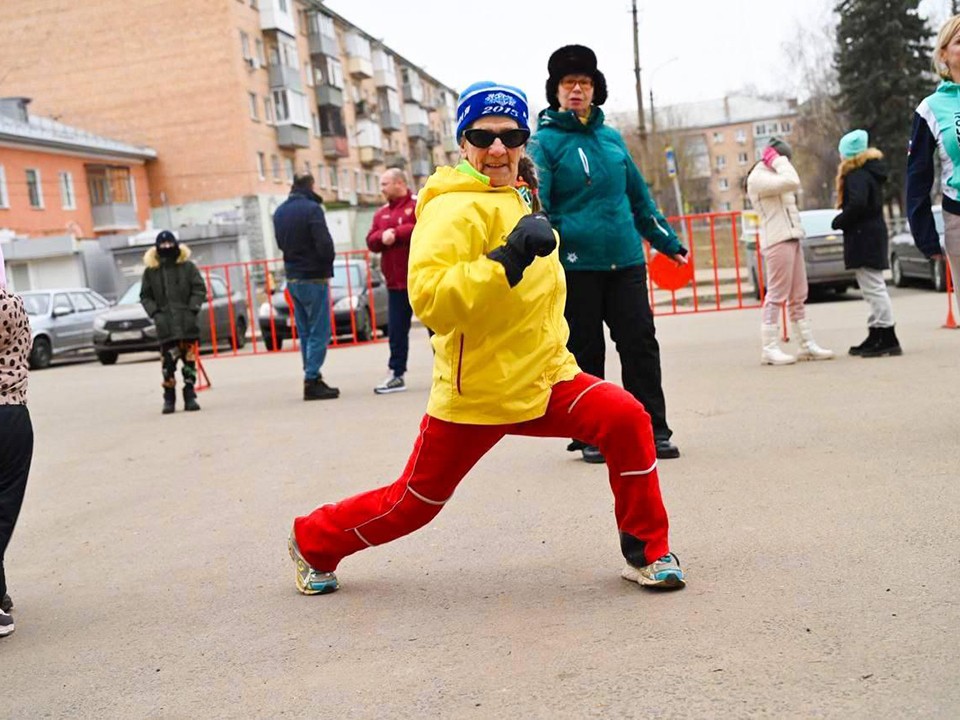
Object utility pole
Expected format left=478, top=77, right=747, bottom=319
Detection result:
left=632, top=0, right=646, bottom=143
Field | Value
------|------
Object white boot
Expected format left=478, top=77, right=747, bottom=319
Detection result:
left=761, top=324, right=796, bottom=365
left=793, top=318, right=834, bottom=361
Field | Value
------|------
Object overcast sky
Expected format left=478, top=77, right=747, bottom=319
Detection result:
left=324, top=0, right=953, bottom=115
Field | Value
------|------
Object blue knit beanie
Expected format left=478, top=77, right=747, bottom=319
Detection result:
left=455, top=81, right=529, bottom=140
left=839, top=129, right=869, bottom=159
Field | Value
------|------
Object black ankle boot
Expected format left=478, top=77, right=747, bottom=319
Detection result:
left=304, top=375, right=340, bottom=401
left=861, top=326, right=902, bottom=358
left=162, top=387, right=176, bottom=414
left=581, top=445, right=605, bottom=464
left=183, top=386, right=201, bottom=411
left=849, top=326, right=879, bottom=356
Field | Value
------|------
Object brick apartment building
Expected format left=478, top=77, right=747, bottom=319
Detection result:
left=0, top=0, right=460, bottom=260
left=612, top=95, right=799, bottom=214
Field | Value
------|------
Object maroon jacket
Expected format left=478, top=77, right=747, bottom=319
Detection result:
left=366, top=191, right=417, bottom=290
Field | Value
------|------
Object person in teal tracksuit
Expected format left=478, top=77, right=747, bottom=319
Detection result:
left=528, top=44, right=688, bottom=464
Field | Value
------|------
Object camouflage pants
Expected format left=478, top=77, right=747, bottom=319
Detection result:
left=160, top=340, right=197, bottom=389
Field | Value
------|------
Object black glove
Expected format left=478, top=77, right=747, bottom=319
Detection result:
left=487, top=213, right=557, bottom=287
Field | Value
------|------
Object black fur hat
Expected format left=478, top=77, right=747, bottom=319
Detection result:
left=545, top=44, right=608, bottom=110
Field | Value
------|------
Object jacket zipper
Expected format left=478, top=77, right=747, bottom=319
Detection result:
left=578, top=147, right=591, bottom=185
left=455, top=334, right=464, bottom=395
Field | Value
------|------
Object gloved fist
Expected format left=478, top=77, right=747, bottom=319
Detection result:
left=507, top=213, right=557, bottom=258
left=761, top=146, right=780, bottom=167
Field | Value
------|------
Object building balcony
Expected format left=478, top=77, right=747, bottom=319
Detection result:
left=91, top=203, right=138, bottom=232
left=402, top=83, right=424, bottom=105
left=443, top=136, right=458, bottom=153
left=380, top=110, right=402, bottom=132
left=268, top=64, right=303, bottom=92
left=374, top=68, right=397, bottom=90
left=406, top=123, right=430, bottom=141
left=421, top=95, right=438, bottom=110
left=411, top=159, right=432, bottom=178
left=315, top=84, right=343, bottom=108
left=359, top=146, right=384, bottom=167
left=346, top=56, right=373, bottom=79
left=259, top=1, right=296, bottom=36
left=322, top=135, right=350, bottom=159
left=276, top=124, right=310, bottom=149
left=308, top=32, right=339, bottom=58
left=426, top=130, right=441, bottom=147
left=384, top=151, right=405, bottom=168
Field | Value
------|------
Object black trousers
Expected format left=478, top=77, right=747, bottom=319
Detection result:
left=387, top=289, right=413, bottom=377
left=564, top=266, right=671, bottom=440
left=0, top=405, right=33, bottom=599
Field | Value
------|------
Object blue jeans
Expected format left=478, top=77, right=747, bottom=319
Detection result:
left=387, top=288, right=412, bottom=377
left=288, top=280, right=331, bottom=381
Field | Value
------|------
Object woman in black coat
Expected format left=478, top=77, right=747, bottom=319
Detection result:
left=831, top=129, right=901, bottom=357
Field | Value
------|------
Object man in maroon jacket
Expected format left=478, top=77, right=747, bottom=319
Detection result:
left=366, top=168, right=417, bottom=394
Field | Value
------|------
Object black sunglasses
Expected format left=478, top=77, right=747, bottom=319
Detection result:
left=463, top=127, right=530, bottom=149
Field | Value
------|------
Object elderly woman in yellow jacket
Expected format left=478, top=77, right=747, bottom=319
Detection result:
left=287, top=81, right=686, bottom=595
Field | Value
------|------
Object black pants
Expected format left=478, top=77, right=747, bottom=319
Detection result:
left=564, top=266, right=671, bottom=439
left=0, top=405, right=33, bottom=599
left=387, top=289, right=413, bottom=377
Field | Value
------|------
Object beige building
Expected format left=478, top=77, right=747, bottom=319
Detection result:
left=0, top=0, right=459, bottom=259
left=612, top=95, right=799, bottom=215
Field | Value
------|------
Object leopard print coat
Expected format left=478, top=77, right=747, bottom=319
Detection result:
left=0, top=287, right=30, bottom=405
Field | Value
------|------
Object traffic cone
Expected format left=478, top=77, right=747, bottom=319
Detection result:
left=944, top=258, right=957, bottom=330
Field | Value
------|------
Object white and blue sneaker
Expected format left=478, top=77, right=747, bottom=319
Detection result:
left=621, top=552, right=685, bottom=589
left=0, top=608, right=14, bottom=637
left=374, top=375, right=406, bottom=394
left=288, top=532, right=339, bottom=595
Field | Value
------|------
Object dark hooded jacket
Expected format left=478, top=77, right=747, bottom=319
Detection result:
left=831, top=148, right=889, bottom=270
left=140, top=244, right=207, bottom=343
left=273, top=189, right=335, bottom=280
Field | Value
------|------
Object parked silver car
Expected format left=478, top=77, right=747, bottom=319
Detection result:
left=743, top=209, right=858, bottom=298
left=889, top=206, right=948, bottom=292
left=18, top=288, right=112, bottom=369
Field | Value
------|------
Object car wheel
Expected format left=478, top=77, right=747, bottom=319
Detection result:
left=933, top=258, right=948, bottom=293
left=891, top=255, right=906, bottom=287
left=261, top=329, right=283, bottom=351
left=234, top=316, right=247, bottom=348
left=834, top=285, right=848, bottom=295
left=96, top=350, right=119, bottom=365
left=29, top=337, right=52, bottom=370
left=356, top=308, right=373, bottom=342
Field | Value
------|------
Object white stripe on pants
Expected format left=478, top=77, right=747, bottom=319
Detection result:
left=854, top=267, right=894, bottom=327
left=942, top=211, right=960, bottom=317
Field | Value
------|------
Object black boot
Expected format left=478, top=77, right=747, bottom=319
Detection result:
left=162, top=387, right=176, bottom=415
left=848, top=326, right=879, bottom=356
left=183, top=385, right=201, bottom=411
left=304, top=375, right=340, bottom=401
left=567, top=439, right=587, bottom=452
left=655, top=436, right=681, bottom=459
left=861, top=326, right=902, bottom=358
left=581, top=445, right=605, bottom=464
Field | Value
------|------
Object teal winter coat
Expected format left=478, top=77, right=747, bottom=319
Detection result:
left=528, top=107, right=683, bottom=272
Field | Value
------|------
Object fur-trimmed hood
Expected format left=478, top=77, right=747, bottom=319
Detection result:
left=835, top=148, right=886, bottom=208
left=143, top=243, right=192, bottom=269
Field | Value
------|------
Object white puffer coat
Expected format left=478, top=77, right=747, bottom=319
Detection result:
left=746, top=156, right=804, bottom=249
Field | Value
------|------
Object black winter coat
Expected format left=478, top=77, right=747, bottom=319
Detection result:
left=273, top=190, right=335, bottom=280
left=831, top=151, right=889, bottom=270
left=140, top=245, right=207, bottom=344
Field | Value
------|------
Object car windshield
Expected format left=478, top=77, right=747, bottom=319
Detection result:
left=331, top=263, right=365, bottom=289
left=19, top=293, right=50, bottom=316
left=118, top=282, right=142, bottom=305
left=800, top=210, right=841, bottom=237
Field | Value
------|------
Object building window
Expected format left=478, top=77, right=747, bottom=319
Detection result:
left=341, top=169, right=350, bottom=192
left=284, top=157, right=295, bottom=182
left=718, top=178, right=729, bottom=191
left=255, top=39, right=265, bottom=67
left=26, top=169, right=43, bottom=208
left=248, top=92, right=259, bottom=121
left=738, top=152, right=749, bottom=165
left=736, top=129, right=746, bottom=144
left=86, top=166, right=132, bottom=205
left=59, top=171, right=76, bottom=209
left=354, top=170, right=362, bottom=195
left=0, top=165, right=8, bottom=208
left=240, top=30, right=251, bottom=60
left=278, top=0, right=288, bottom=12
left=304, top=62, right=314, bottom=87
left=720, top=201, right=732, bottom=211
left=712, top=132, right=723, bottom=144
left=781, top=121, right=792, bottom=134
left=271, top=154, right=281, bottom=181
left=317, top=163, right=327, bottom=189
left=256, top=152, right=266, bottom=180
left=329, top=165, right=338, bottom=189
left=715, top=155, right=726, bottom=170
left=312, top=112, right=321, bottom=137
left=273, top=90, right=290, bottom=122
left=264, top=97, right=275, bottom=124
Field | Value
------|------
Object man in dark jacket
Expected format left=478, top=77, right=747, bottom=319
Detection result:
left=274, top=174, right=339, bottom=400
left=140, top=230, right=207, bottom=414
left=366, top=168, right=417, bottom=394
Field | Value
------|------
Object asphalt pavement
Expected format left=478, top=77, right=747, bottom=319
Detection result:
left=3, top=285, right=959, bottom=719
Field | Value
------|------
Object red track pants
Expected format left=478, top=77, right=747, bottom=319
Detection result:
left=294, top=373, right=670, bottom=572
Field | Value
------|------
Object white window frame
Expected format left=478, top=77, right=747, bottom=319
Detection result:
left=255, top=38, right=265, bottom=67
left=26, top=168, right=43, bottom=209
left=712, top=132, right=723, bottom=144
left=0, top=165, right=8, bottom=208
left=718, top=178, right=729, bottom=191
left=256, top=152, right=266, bottom=180
left=781, top=121, right=792, bottom=134
left=738, top=152, right=748, bottom=165
left=312, top=112, right=321, bottom=137
left=715, top=155, right=726, bottom=170
left=264, top=96, right=275, bottom=125
left=271, top=154, right=281, bottom=181
left=735, top=129, right=746, bottom=144
left=240, top=30, right=251, bottom=60
left=59, top=171, right=76, bottom=210
left=317, top=163, right=327, bottom=189
left=248, top=92, right=260, bottom=121
left=284, top=157, right=295, bottom=182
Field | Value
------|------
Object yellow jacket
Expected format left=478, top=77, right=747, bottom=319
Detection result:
left=409, top=164, right=580, bottom=425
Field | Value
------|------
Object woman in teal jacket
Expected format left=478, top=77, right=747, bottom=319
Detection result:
left=528, top=45, right=688, bottom=463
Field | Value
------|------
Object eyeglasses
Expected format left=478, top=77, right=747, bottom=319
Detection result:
left=463, top=127, right=531, bottom=149
left=560, top=76, right=594, bottom=90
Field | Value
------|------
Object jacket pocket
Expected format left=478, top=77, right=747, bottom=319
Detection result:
left=154, top=312, right=172, bottom=339
left=455, top=333, right=465, bottom=395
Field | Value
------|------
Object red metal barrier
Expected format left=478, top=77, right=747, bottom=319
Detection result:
left=944, top=256, right=957, bottom=329
left=196, top=249, right=387, bottom=360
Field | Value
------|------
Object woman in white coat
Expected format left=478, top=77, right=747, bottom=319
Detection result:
left=746, top=138, right=833, bottom=365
